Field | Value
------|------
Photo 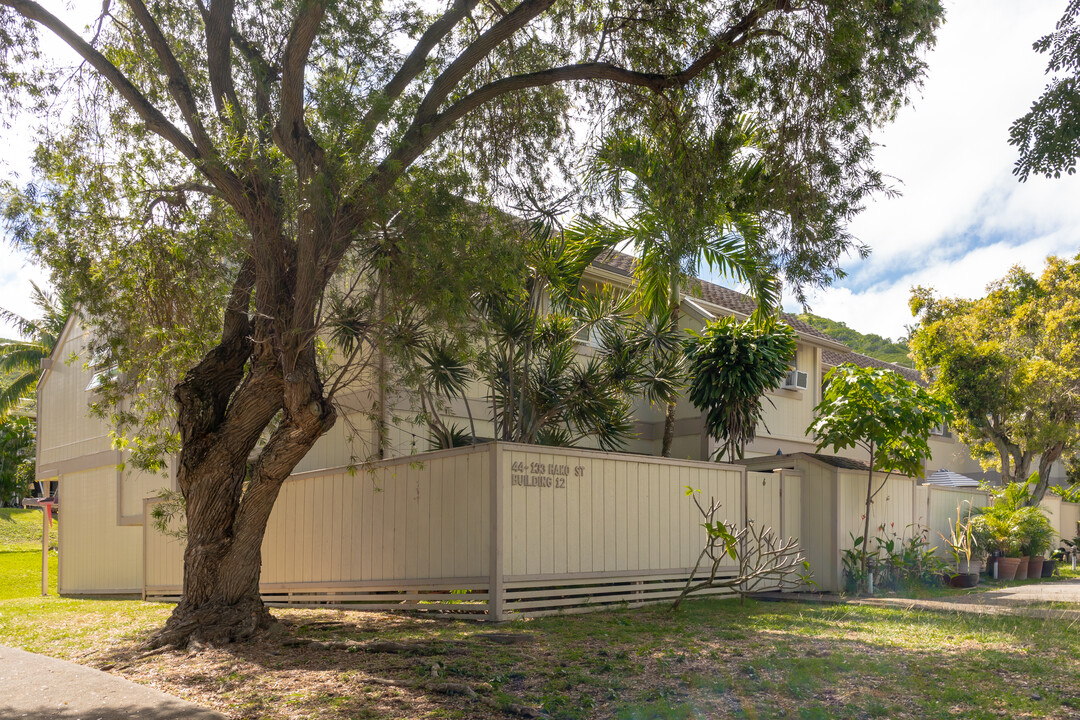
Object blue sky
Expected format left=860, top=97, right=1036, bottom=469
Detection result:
left=2, top=1, right=1079, bottom=341
left=776, top=0, right=1080, bottom=340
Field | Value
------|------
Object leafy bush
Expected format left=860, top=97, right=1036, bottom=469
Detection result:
left=685, top=315, right=796, bottom=462
left=842, top=524, right=946, bottom=592
left=970, top=478, right=1055, bottom=558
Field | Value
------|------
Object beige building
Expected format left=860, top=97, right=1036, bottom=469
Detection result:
left=38, top=252, right=1038, bottom=596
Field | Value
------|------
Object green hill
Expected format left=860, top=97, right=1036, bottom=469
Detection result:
left=796, top=313, right=913, bottom=367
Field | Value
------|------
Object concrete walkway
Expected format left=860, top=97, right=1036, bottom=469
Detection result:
left=857, top=579, right=1080, bottom=620
left=0, top=645, right=229, bottom=720
left=759, top=579, right=1080, bottom=621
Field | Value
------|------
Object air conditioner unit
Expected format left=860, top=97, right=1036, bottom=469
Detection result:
left=782, top=370, right=809, bottom=390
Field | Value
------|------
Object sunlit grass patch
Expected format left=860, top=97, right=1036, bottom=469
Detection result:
left=0, top=508, right=57, bottom=552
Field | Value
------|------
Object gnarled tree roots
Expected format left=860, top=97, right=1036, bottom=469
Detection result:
left=146, top=596, right=275, bottom=650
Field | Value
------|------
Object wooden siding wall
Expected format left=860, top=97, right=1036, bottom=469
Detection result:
left=1058, top=501, right=1080, bottom=541
left=756, top=344, right=818, bottom=444
left=138, top=442, right=1080, bottom=609
left=143, top=444, right=793, bottom=617
left=60, top=466, right=143, bottom=593
left=37, top=324, right=113, bottom=472
left=145, top=445, right=492, bottom=609
left=498, top=447, right=745, bottom=579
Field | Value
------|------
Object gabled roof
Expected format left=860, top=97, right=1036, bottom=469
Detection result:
left=821, top=348, right=923, bottom=384
left=589, top=250, right=845, bottom=348
left=737, top=451, right=873, bottom=473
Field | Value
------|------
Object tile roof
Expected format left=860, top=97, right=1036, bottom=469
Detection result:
left=738, top=452, right=872, bottom=472
left=590, top=250, right=842, bottom=346
left=821, top=349, right=923, bottom=384
left=799, top=453, right=872, bottom=471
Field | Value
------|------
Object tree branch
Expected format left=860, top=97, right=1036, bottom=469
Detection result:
left=414, top=0, right=554, bottom=123
left=121, top=1, right=217, bottom=159
left=1, top=1, right=212, bottom=174
left=358, top=0, right=481, bottom=143
left=273, top=1, right=327, bottom=168
left=204, top=0, right=244, bottom=129
left=372, top=2, right=784, bottom=195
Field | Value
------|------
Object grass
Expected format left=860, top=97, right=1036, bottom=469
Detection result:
left=0, top=507, right=58, bottom=552
left=0, top=579, right=1077, bottom=719
left=1, top=515, right=1078, bottom=719
left=0, top=550, right=57, bottom=600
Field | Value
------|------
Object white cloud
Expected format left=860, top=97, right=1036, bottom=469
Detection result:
left=0, top=254, right=52, bottom=339
left=799, top=0, right=1080, bottom=337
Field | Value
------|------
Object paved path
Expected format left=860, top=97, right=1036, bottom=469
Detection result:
left=0, top=645, right=229, bottom=720
left=758, top=579, right=1080, bottom=621
left=857, top=579, right=1080, bottom=620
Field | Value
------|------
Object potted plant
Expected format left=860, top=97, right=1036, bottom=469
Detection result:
left=940, top=501, right=980, bottom=587
left=970, top=510, right=1021, bottom=581
left=1015, top=506, right=1055, bottom=579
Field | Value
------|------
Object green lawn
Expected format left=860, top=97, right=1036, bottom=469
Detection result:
left=0, top=507, right=59, bottom=600
left=1, top=521, right=1078, bottom=719
left=0, top=507, right=57, bottom=552
left=0, top=550, right=57, bottom=600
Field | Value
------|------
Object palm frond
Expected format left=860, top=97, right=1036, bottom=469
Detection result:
left=0, top=342, right=50, bottom=373
left=0, top=372, right=39, bottom=417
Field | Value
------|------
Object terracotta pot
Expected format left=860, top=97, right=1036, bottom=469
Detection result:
left=1027, top=556, right=1044, bottom=579
left=1016, top=556, right=1029, bottom=579
left=997, top=556, right=1021, bottom=581
left=1042, top=559, right=1057, bottom=578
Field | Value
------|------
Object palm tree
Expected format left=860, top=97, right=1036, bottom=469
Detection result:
left=0, top=283, right=72, bottom=417
left=581, top=107, right=780, bottom=456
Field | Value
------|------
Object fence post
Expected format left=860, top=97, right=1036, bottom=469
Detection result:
left=488, top=443, right=504, bottom=621
left=740, top=468, right=748, bottom=594
left=41, top=504, right=48, bottom=596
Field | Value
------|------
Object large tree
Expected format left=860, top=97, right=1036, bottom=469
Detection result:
left=909, top=256, right=1080, bottom=504
left=0, top=0, right=943, bottom=645
left=1011, top=0, right=1080, bottom=180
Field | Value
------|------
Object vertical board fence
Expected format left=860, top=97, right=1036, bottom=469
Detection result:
left=144, top=443, right=792, bottom=619
left=143, top=443, right=1080, bottom=614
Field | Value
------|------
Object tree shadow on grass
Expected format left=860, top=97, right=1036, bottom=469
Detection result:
left=86, top=598, right=1080, bottom=720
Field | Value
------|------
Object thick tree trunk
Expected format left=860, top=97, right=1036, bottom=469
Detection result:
left=147, top=258, right=337, bottom=648
left=1028, top=442, right=1065, bottom=507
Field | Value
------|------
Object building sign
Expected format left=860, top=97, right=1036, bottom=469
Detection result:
left=510, top=458, right=585, bottom=488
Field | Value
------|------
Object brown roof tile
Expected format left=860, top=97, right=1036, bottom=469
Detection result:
left=590, top=250, right=841, bottom=346
left=821, top=349, right=923, bottom=384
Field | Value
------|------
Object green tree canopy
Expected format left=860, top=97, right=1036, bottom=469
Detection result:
left=808, top=364, right=950, bottom=589
left=796, top=312, right=911, bottom=367
left=0, top=0, right=944, bottom=646
left=0, top=415, right=34, bottom=507
left=1011, top=0, right=1080, bottom=180
left=909, top=256, right=1080, bottom=504
left=685, top=314, right=796, bottom=462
